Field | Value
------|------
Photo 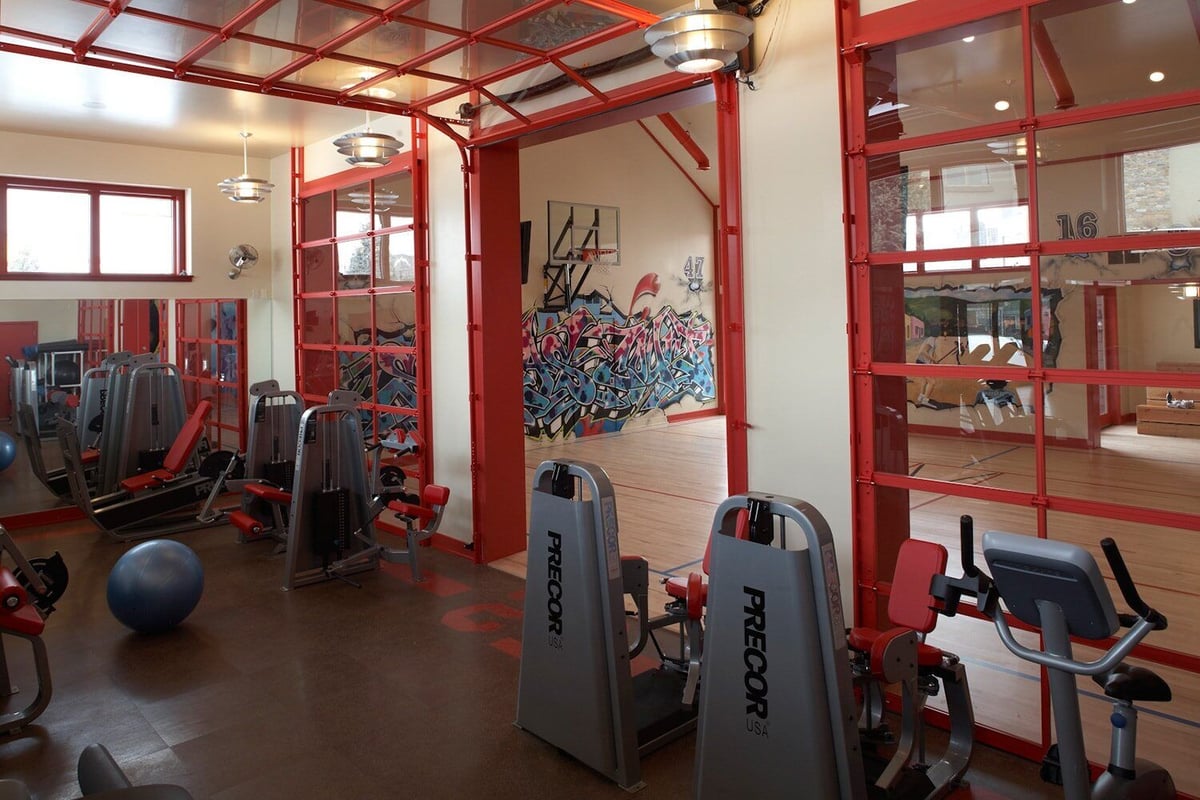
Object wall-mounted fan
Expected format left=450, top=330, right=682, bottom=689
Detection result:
left=227, top=244, right=259, bottom=279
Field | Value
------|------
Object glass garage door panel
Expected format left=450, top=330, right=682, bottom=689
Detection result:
left=1035, top=107, right=1200, bottom=243
left=868, top=138, right=1030, bottom=256
left=1031, top=0, right=1200, bottom=115
left=863, top=12, right=1023, bottom=146
left=871, top=375, right=1036, bottom=495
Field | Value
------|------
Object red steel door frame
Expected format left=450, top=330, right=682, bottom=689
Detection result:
left=463, top=70, right=749, bottom=562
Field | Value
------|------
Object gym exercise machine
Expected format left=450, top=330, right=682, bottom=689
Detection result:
left=56, top=402, right=242, bottom=542
left=622, top=506, right=757, bottom=712
left=515, top=460, right=697, bottom=792
left=94, top=356, right=189, bottom=495
left=282, top=391, right=449, bottom=590
left=932, top=519, right=1175, bottom=799
left=691, top=492, right=980, bottom=799
left=0, top=523, right=68, bottom=736
left=692, top=492, right=860, bottom=798
left=16, top=402, right=78, bottom=499
left=0, top=743, right=193, bottom=799
left=846, top=535, right=974, bottom=800
left=11, top=354, right=124, bottom=499
left=220, top=380, right=303, bottom=543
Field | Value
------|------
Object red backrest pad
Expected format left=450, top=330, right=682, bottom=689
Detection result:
left=163, top=399, right=213, bottom=473
left=887, top=538, right=948, bottom=634
left=422, top=483, right=450, bottom=507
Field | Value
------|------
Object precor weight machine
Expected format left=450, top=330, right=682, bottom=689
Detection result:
left=515, top=460, right=697, bottom=792
left=690, top=493, right=869, bottom=799
left=282, top=392, right=448, bottom=590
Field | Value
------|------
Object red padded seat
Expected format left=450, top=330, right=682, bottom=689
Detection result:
left=120, top=400, right=213, bottom=492
left=386, top=483, right=450, bottom=525
left=244, top=482, right=292, bottom=505
left=848, top=628, right=945, bottom=668
left=663, top=509, right=751, bottom=621
left=81, top=448, right=101, bottom=465
left=847, top=538, right=949, bottom=670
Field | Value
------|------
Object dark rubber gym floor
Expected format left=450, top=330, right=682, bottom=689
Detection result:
left=1, top=519, right=1063, bottom=799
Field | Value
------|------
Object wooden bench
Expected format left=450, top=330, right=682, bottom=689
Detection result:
left=1135, top=362, right=1200, bottom=439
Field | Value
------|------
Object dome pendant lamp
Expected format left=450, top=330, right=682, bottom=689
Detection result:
left=218, top=131, right=274, bottom=203
left=334, top=110, right=403, bottom=168
left=644, top=1, right=754, bottom=75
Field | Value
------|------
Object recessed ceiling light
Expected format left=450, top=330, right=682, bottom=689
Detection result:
left=994, top=100, right=1011, bottom=111
left=83, top=101, right=106, bottom=109
left=1149, top=71, right=1165, bottom=82
left=962, top=36, right=975, bottom=43
left=1122, top=0, right=1136, bottom=4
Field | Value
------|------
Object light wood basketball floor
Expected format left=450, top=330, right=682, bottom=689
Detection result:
left=495, top=415, right=1200, bottom=798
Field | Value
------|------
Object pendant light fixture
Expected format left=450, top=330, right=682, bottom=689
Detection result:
left=644, top=1, right=754, bottom=75
left=334, top=109, right=403, bottom=168
left=218, top=131, right=274, bottom=203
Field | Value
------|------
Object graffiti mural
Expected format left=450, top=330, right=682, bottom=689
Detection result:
left=338, top=318, right=420, bottom=432
left=523, top=284, right=716, bottom=440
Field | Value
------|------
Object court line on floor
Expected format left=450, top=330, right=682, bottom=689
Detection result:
left=962, top=654, right=1199, bottom=729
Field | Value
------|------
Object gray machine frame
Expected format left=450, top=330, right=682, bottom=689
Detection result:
left=224, top=380, right=304, bottom=542
left=692, top=493, right=868, bottom=800
left=56, top=416, right=237, bottom=543
left=94, top=355, right=190, bottom=495
left=282, top=391, right=429, bottom=590
left=514, top=460, right=697, bottom=792
left=10, top=354, right=125, bottom=500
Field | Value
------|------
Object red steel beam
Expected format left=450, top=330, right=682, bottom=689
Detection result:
left=173, top=0, right=283, bottom=74
left=636, top=121, right=714, bottom=206
left=409, top=18, right=641, bottom=112
left=714, top=71, right=748, bottom=496
left=573, top=0, right=663, bottom=26
left=334, top=0, right=565, bottom=100
left=467, top=69, right=701, bottom=148
left=552, top=58, right=610, bottom=102
left=655, top=113, right=710, bottom=171
left=72, top=0, right=133, bottom=60
left=475, top=87, right=532, bottom=126
left=1031, top=19, right=1076, bottom=110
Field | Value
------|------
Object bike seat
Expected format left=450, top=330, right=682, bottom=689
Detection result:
left=1093, top=663, right=1172, bottom=703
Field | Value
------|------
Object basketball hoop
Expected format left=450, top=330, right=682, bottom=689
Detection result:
left=578, top=248, right=617, bottom=263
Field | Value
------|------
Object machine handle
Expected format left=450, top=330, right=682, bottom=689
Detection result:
left=960, top=515, right=979, bottom=577
left=1100, top=538, right=1167, bottom=631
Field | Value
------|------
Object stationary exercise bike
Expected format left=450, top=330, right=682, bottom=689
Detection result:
left=932, top=517, right=1175, bottom=800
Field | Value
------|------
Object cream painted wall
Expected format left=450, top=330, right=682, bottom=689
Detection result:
left=739, top=0, right=855, bottom=587
left=0, top=130, right=276, bottom=385
left=519, top=121, right=715, bottom=315
left=1123, top=284, right=1200, bottom=370
left=0, top=300, right=77, bottom=342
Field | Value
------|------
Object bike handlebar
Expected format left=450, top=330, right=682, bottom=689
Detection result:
left=1100, top=538, right=1167, bottom=631
left=959, top=515, right=979, bottom=578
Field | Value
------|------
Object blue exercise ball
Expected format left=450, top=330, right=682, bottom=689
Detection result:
left=0, top=432, right=16, bottom=472
left=106, top=540, right=204, bottom=634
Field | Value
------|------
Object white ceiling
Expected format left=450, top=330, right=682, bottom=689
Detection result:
left=0, top=49, right=385, bottom=158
